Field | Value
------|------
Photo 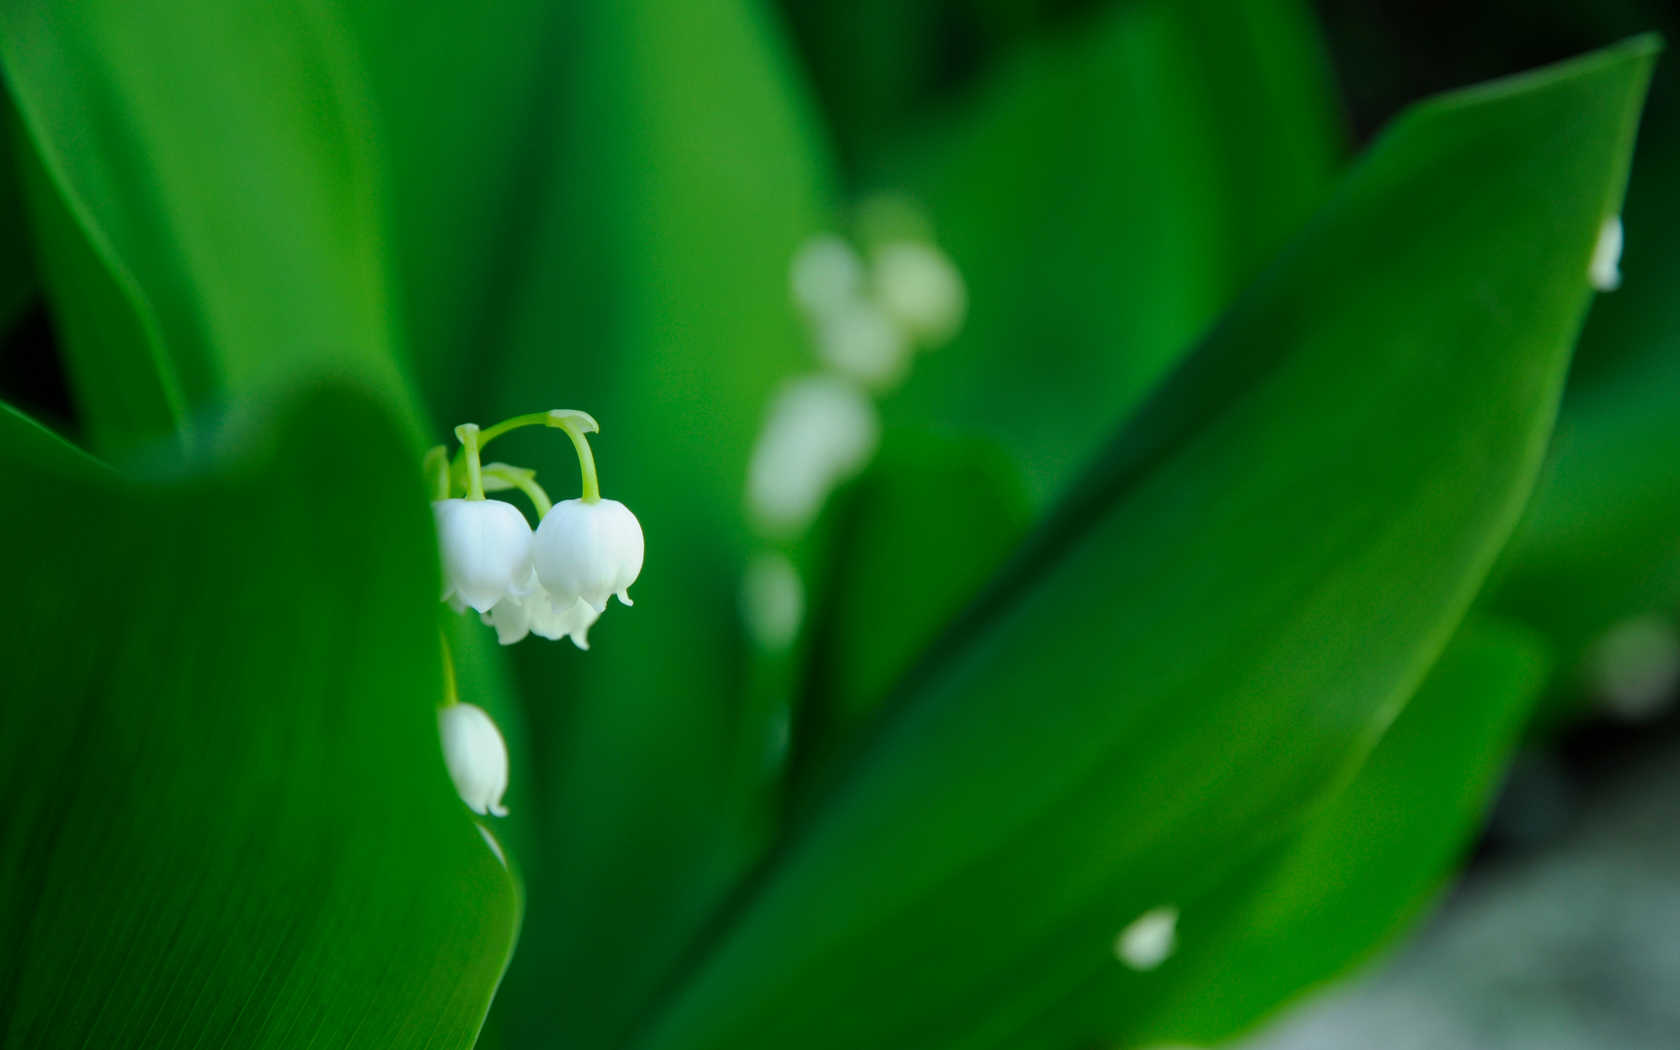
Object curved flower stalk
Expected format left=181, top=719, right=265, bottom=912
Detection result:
left=425, top=408, right=644, bottom=647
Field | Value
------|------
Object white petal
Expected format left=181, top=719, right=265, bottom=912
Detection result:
left=872, top=240, right=966, bottom=344
left=434, top=498, right=535, bottom=613
left=532, top=498, right=645, bottom=614
left=1589, top=214, right=1623, bottom=291
left=438, top=703, right=509, bottom=817
left=746, top=375, right=880, bottom=536
left=482, top=595, right=534, bottom=645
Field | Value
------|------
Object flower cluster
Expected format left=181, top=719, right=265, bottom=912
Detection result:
left=429, top=409, right=644, bottom=650
left=740, top=195, right=966, bottom=651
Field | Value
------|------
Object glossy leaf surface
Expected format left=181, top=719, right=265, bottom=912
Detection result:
left=634, top=38, right=1655, bottom=1050
left=0, top=389, right=518, bottom=1047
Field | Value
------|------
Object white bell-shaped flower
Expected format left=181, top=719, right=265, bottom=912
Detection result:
left=434, top=498, right=534, bottom=613
left=872, top=240, right=967, bottom=344
left=483, top=580, right=603, bottom=650
left=533, top=498, right=645, bottom=613
left=438, top=702, right=509, bottom=817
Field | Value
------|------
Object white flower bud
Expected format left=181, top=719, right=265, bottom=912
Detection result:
left=746, top=374, right=879, bottom=536
left=533, top=498, right=645, bottom=613
left=434, top=498, right=534, bottom=613
left=872, top=240, right=966, bottom=344
left=483, top=581, right=603, bottom=650
left=1590, top=214, right=1623, bottom=291
left=790, top=233, right=865, bottom=320
left=438, top=702, right=509, bottom=817
left=814, top=299, right=911, bottom=390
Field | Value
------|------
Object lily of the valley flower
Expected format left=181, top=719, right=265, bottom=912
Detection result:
left=1590, top=214, right=1624, bottom=291
left=483, top=581, right=603, bottom=649
left=438, top=702, right=509, bottom=817
left=534, top=498, right=645, bottom=613
left=434, top=497, right=534, bottom=613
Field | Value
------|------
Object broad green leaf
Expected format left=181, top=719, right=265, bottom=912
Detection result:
left=1002, top=616, right=1549, bottom=1049
left=633, top=38, right=1655, bottom=1050
left=0, top=389, right=518, bottom=1047
left=1484, top=57, right=1680, bottom=728
left=800, top=428, right=1030, bottom=773
left=877, top=0, right=1344, bottom=504
left=0, top=0, right=417, bottom=451
left=341, top=0, right=563, bottom=427
left=466, top=1, right=836, bottom=1047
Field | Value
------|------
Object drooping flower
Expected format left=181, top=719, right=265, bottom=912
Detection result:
left=1114, top=905, right=1179, bottom=971
left=483, top=581, right=603, bottom=649
left=434, top=497, right=534, bottom=613
left=814, top=299, right=911, bottom=390
left=790, top=233, right=866, bottom=319
left=533, top=497, right=645, bottom=613
left=438, top=702, right=509, bottom=817
left=739, top=551, right=804, bottom=652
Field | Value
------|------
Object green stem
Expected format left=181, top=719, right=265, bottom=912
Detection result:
left=483, top=462, right=554, bottom=518
left=470, top=408, right=602, bottom=503
left=441, top=633, right=460, bottom=708
left=456, top=423, right=485, bottom=500
left=422, top=445, right=451, bottom=501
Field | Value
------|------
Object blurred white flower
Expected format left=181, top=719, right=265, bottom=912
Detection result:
left=1115, top=905, right=1179, bottom=971
left=872, top=240, right=967, bottom=344
left=1590, top=214, right=1623, bottom=291
left=434, top=498, right=534, bottom=613
left=747, top=374, right=879, bottom=536
left=790, top=233, right=866, bottom=320
left=533, top=497, right=645, bottom=613
left=438, top=702, right=509, bottom=817
left=814, top=299, right=911, bottom=389
left=1591, top=613, right=1680, bottom=722
left=739, top=551, right=805, bottom=652
left=482, top=581, right=603, bottom=649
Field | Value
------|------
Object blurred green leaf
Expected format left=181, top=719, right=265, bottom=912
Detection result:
left=1484, top=55, right=1680, bottom=728
left=877, top=0, right=1345, bottom=504
left=0, top=96, right=33, bottom=335
left=0, top=388, right=518, bottom=1047
left=466, top=1, right=836, bottom=1047
left=633, top=38, right=1654, bottom=1050
left=800, top=428, right=1031, bottom=774
left=0, top=0, right=417, bottom=452
left=1009, top=615, right=1549, bottom=1049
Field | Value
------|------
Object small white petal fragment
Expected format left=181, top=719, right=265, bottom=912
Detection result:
left=1591, top=614, right=1680, bottom=723
left=814, top=299, right=911, bottom=390
left=1589, top=214, right=1623, bottom=291
left=483, top=580, right=603, bottom=650
left=747, top=375, right=880, bottom=536
left=434, top=498, right=534, bottom=613
left=439, top=703, right=509, bottom=817
left=533, top=498, right=645, bottom=613
left=740, top=552, right=805, bottom=652
left=790, top=233, right=866, bottom=321
left=872, top=240, right=967, bottom=344
left=1116, top=905, right=1179, bottom=971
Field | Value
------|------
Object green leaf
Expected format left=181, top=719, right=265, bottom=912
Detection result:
left=877, top=0, right=1345, bottom=504
left=1483, top=57, right=1680, bottom=729
left=1008, top=616, right=1549, bottom=1049
left=633, top=38, right=1655, bottom=1050
left=0, top=95, right=34, bottom=335
left=0, top=0, right=418, bottom=451
left=0, top=388, right=517, bottom=1046
left=801, top=428, right=1030, bottom=772
left=464, top=1, right=836, bottom=1047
